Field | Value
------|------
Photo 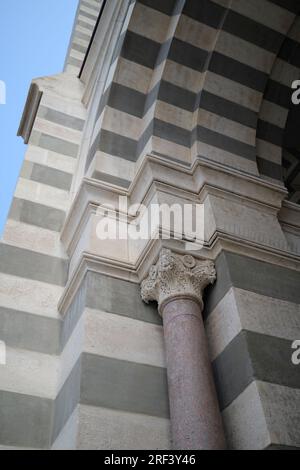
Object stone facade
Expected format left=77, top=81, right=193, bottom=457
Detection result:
left=0, top=0, right=300, bottom=450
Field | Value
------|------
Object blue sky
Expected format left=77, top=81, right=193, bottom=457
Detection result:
left=0, top=0, right=78, bottom=235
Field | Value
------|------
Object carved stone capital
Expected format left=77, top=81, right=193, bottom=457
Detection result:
left=141, top=249, right=216, bottom=314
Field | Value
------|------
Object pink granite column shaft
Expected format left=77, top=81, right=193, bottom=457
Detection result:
left=162, top=297, right=226, bottom=450
left=141, top=249, right=226, bottom=450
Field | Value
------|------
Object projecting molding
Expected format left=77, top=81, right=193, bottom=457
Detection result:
left=17, top=82, right=43, bottom=144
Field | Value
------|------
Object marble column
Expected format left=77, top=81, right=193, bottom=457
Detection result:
left=141, top=249, right=226, bottom=450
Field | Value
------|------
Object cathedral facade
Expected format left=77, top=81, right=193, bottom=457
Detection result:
left=1, top=0, right=300, bottom=450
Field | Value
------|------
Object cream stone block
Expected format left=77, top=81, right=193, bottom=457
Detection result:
left=230, top=0, right=294, bottom=34
left=78, top=405, right=171, bottom=450
left=222, top=381, right=270, bottom=450
left=78, top=14, right=96, bottom=27
left=140, top=137, right=153, bottom=159
left=75, top=25, right=93, bottom=37
left=52, top=407, right=79, bottom=450
left=68, top=222, right=91, bottom=278
left=140, top=102, right=156, bottom=136
left=15, top=178, right=69, bottom=212
left=176, top=15, right=216, bottom=50
left=271, top=59, right=300, bottom=87
left=206, top=287, right=300, bottom=361
left=0, top=273, right=63, bottom=319
left=164, top=60, right=205, bottom=93
left=37, top=73, right=84, bottom=102
left=103, top=58, right=118, bottom=95
left=114, top=58, right=153, bottom=94
left=45, top=150, right=77, bottom=174
left=129, top=2, right=171, bottom=43
left=205, top=288, right=241, bottom=361
left=259, top=101, right=288, bottom=129
left=68, top=213, right=131, bottom=278
left=25, top=145, right=48, bottom=165
left=0, top=347, right=59, bottom=399
left=236, top=289, right=300, bottom=342
left=197, top=109, right=256, bottom=146
left=72, top=37, right=90, bottom=49
left=127, top=235, right=150, bottom=268
left=67, top=200, right=163, bottom=278
left=88, top=215, right=131, bottom=262
left=152, top=136, right=191, bottom=164
left=207, top=193, right=289, bottom=250
left=58, top=316, right=84, bottom=392
left=216, top=31, right=275, bottom=73
left=256, top=139, right=282, bottom=165
left=84, top=308, right=165, bottom=367
left=34, top=118, right=82, bottom=145
left=258, top=381, right=300, bottom=448
left=195, top=141, right=258, bottom=175
left=82, top=0, right=100, bottom=9
left=41, top=95, right=86, bottom=120
left=283, top=230, right=300, bottom=255
left=80, top=4, right=99, bottom=18
left=94, top=151, right=135, bottom=181
left=91, top=113, right=104, bottom=143
left=2, top=220, right=67, bottom=259
left=204, top=72, right=262, bottom=112
left=155, top=101, right=193, bottom=131
left=65, top=64, right=80, bottom=75
left=121, top=0, right=136, bottom=36
left=101, top=107, right=141, bottom=140
left=224, top=381, right=300, bottom=449
left=147, top=60, right=165, bottom=92
left=289, top=16, right=300, bottom=42
left=0, top=312, right=83, bottom=400
left=69, top=50, right=85, bottom=62
left=25, top=145, right=76, bottom=174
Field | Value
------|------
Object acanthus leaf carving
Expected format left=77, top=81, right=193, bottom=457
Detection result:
left=141, top=249, right=216, bottom=314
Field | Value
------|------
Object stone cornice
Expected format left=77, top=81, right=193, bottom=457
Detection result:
left=61, top=177, right=128, bottom=254
left=60, top=227, right=300, bottom=319
left=132, top=154, right=287, bottom=209
left=279, top=200, right=300, bottom=232
left=17, top=82, right=42, bottom=144
left=57, top=231, right=300, bottom=317
left=58, top=153, right=300, bottom=315
left=80, top=0, right=133, bottom=106
left=61, top=153, right=289, bottom=256
left=58, top=239, right=162, bottom=315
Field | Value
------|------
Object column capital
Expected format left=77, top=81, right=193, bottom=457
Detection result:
left=141, top=249, right=216, bottom=314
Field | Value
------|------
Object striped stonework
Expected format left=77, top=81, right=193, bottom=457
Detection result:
left=257, top=12, right=300, bottom=190
left=0, top=71, right=86, bottom=448
left=1, top=0, right=300, bottom=450
left=64, top=0, right=103, bottom=74
left=204, top=251, right=300, bottom=449
left=85, top=0, right=300, bottom=187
